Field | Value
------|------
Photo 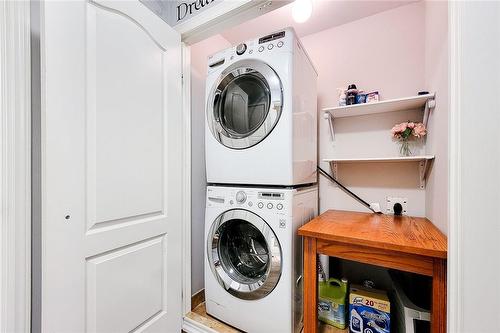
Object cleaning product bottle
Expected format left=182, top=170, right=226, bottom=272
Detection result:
left=337, top=88, right=347, bottom=106
left=318, top=278, right=348, bottom=329
left=350, top=308, right=363, bottom=333
left=346, top=84, right=358, bottom=105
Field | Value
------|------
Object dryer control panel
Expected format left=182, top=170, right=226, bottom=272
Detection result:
left=206, top=28, right=294, bottom=75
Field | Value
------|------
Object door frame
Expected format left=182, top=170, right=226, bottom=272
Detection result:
left=181, top=42, right=193, bottom=315
left=447, top=1, right=500, bottom=331
left=0, top=1, right=32, bottom=332
left=2, top=1, right=470, bottom=332
left=447, top=2, right=462, bottom=331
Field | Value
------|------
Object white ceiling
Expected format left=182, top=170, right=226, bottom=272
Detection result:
left=221, top=0, right=418, bottom=44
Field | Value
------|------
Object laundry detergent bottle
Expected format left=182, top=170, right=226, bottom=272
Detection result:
left=318, top=278, right=348, bottom=329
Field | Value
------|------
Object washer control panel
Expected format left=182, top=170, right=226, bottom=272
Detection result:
left=235, top=191, right=247, bottom=204
left=255, top=191, right=286, bottom=212
left=207, top=188, right=286, bottom=212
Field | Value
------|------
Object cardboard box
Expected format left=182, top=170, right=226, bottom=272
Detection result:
left=349, top=285, right=390, bottom=333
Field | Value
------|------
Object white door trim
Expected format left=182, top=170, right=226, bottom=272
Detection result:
left=0, top=1, right=31, bottom=332
left=448, top=1, right=462, bottom=332
left=177, top=0, right=290, bottom=44
left=181, top=42, right=193, bottom=315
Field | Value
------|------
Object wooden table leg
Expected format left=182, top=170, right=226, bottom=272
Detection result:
left=431, top=259, right=447, bottom=333
left=303, top=237, right=317, bottom=333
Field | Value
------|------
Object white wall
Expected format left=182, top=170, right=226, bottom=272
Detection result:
left=190, top=34, right=231, bottom=296
left=450, top=2, right=500, bottom=331
left=424, top=0, right=449, bottom=234
left=301, top=2, right=429, bottom=217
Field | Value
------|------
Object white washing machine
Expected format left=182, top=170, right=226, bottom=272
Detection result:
left=204, top=185, right=318, bottom=333
left=205, top=28, right=318, bottom=186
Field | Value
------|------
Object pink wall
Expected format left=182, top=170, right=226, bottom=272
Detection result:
left=191, top=34, right=231, bottom=79
left=189, top=1, right=450, bottom=295
left=302, top=2, right=426, bottom=106
left=301, top=2, right=430, bottom=217
left=424, top=0, right=449, bottom=234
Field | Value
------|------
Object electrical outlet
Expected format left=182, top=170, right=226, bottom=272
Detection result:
left=386, top=197, right=408, bottom=215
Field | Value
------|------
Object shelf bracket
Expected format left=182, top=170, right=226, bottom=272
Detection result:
left=419, top=160, right=431, bottom=189
left=329, top=161, right=338, bottom=186
left=323, top=111, right=335, bottom=141
left=423, top=97, right=436, bottom=128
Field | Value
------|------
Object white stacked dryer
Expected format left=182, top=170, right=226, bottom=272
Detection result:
left=205, top=185, right=318, bottom=333
left=205, top=28, right=318, bottom=186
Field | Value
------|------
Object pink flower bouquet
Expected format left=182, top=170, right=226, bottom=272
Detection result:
left=391, top=121, right=427, bottom=156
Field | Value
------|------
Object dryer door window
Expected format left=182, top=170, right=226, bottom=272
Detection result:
left=207, top=209, right=282, bottom=300
left=207, top=59, right=283, bottom=150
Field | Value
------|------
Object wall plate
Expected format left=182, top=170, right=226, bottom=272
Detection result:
left=386, top=196, right=408, bottom=215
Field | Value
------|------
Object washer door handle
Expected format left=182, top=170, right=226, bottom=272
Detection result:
left=296, top=275, right=302, bottom=286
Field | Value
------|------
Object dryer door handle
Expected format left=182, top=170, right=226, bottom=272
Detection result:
left=213, top=91, right=221, bottom=122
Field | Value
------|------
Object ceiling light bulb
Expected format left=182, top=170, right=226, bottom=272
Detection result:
left=292, top=0, right=312, bottom=23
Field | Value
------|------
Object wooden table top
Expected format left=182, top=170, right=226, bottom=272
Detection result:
left=298, top=210, right=447, bottom=259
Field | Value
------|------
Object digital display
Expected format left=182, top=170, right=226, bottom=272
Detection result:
left=259, top=192, right=284, bottom=199
left=258, top=31, right=285, bottom=44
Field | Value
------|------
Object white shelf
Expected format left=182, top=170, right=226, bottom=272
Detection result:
left=324, top=155, right=435, bottom=189
left=323, top=155, right=435, bottom=163
left=322, top=93, right=436, bottom=142
left=323, top=93, right=435, bottom=118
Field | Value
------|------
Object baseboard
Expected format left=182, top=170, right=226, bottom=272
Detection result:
left=182, top=316, right=219, bottom=333
left=191, top=289, right=205, bottom=310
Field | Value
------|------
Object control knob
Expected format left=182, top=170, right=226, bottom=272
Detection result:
left=235, top=191, right=247, bottom=204
left=236, top=43, right=247, bottom=55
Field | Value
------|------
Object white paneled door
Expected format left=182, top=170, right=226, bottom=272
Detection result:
left=41, top=1, right=183, bottom=332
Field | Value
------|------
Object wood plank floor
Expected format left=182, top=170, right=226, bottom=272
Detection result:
left=185, top=302, right=347, bottom=333
left=318, top=324, right=348, bottom=333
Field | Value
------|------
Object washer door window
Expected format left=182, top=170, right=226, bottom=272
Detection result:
left=207, top=209, right=282, bottom=300
left=207, top=59, right=283, bottom=149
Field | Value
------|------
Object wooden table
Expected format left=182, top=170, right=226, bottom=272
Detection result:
left=298, top=210, right=447, bottom=333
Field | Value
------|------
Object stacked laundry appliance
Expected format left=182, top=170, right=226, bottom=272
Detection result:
left=204, top=28, right=318, bottom=333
